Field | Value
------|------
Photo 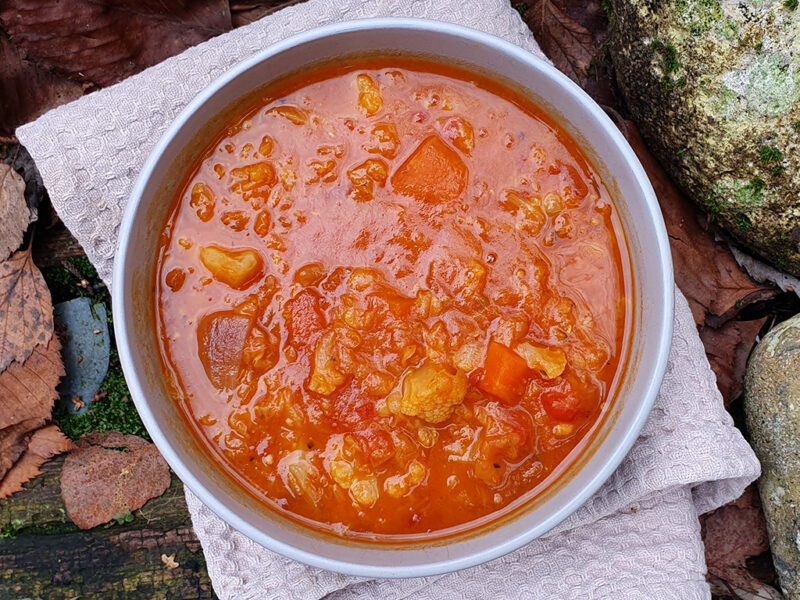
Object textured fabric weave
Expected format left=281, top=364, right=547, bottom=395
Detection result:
left=16, top=1, right=761, bottom=598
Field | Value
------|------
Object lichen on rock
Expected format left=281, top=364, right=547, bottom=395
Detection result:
left=609, top=0, right=800, bottom=275
left=744, top=314, right=800, bottom=598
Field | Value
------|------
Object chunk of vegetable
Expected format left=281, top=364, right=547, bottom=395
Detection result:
left=356, top=74, right=383, bottom=116
left=278, top=450, right=323, bottom=506
left=284, top=289, right=327, bottom=347
left=164, top=268, right=186, bottom=292
left=367, top=123, right=400, bottom=158
left=266, top=105, right=308, bottom=125
left=308, top=330, right=346, bottom=396
left=541, top=390, right=582, bottom=421
left=502, top=190, right=546, bottom=235
left=197, top=311, right=253, bottom=389
left=477, top=341, right=530, bottom=403
left=350, top=476, right=379, bottom=506
left=200, top=246, right=264, bottom=290
left=441, top=116, right=475, bottom=154
left=293, top=262, right=327, bottom=287
left=190, top=182, right=215, bottom=222
left=399, top=361, right=468, bottom=424
left=347, top=158, right=388, bottom=202
left=230, top=161, right=276, bottom=194
left=391, top=136, right=468, bottom=203
left=220, top=210, right=250, bottom=231
left=515, top=342, right=567, bottom=379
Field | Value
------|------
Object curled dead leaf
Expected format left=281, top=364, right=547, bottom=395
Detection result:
left=699, top=318, right=767, bottom=406
left=0, top=163, right=31, bottom=261
left=0, top=425, right=73, bottom=498
left=0, top=30, right=84, bottom=136
left=525, top=0, right=596, bottom=84
left=702, top=486, right=771, bottom=594
left=0, top=417, right=44, bottom=480
left=0, top=332, right=63, bottom=429
left=0, top=246, right=54, bottom=371
left=0, top=0, right=231, bottom=89
left=60, top=431, right=170, bottom=530
left=231, top=0, right=307, bottom=27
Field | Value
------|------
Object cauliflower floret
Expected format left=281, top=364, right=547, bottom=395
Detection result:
left=515, top=342, right=567, bottom=379
left=399, top=361, right=468, bottom=424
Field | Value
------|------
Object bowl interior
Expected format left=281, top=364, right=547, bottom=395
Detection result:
left=114, top=19, right=673, bottom=577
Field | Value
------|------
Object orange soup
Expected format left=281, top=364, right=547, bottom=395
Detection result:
left=155, top=58, right=631, bottom=538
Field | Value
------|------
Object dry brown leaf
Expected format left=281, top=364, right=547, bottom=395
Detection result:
left=61, top=431, right=171, bottom=530
left=0, top=327, right=62, bottom=432
left=0, top=416, right=44, bottom=480
left=709, top=575, right=784, bottom=600
left=0, top=29, right=84, bottom=136
left=231, top=0, right=306, bottom=27
left=702, top=486, right=771, bottom=593
left=0, top=163, right=31, bottom=261
left=616, top=120, right=776, bottom=326
left=0, top=246, right=54, bottom=371
left=525, top=0, right=596, bottom=85
left=700, top=318, right=767, bottom=406
left=0, top=0, right=231, bottom=89
left=0, top=424, right=73, bottom=498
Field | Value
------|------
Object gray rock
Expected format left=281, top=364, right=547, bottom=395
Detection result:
left=744, top=313, right=800, bottom=598
left=54, top=297, right=110, bottom=415
left=609, top=0, right=800, bottom=275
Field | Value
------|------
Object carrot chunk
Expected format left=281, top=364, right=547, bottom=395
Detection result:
left=477, top=341, right=530, bottom=404
left=391, top=135, right=468, bottom=203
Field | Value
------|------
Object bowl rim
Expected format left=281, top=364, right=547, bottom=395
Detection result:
left=113, top=16, right=674, bottom=577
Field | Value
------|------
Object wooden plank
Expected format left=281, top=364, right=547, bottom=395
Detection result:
left=32, top=219, right=86, bottom=268
left=0, top=456, right=217, bottom=599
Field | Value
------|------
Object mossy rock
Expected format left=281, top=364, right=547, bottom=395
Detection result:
left=608, top=0, right=800, bottom=275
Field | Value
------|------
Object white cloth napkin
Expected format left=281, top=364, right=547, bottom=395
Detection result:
left=17, top=1, right=761, bottom=598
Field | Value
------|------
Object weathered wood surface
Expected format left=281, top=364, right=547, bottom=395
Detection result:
left=0, top=456, right=217, bottom=599
left=32, top=219, right=85, bottom=268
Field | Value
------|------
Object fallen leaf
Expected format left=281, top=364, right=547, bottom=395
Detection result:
left=0, top=424, right=73, bottom=498
left=702, top=485, right=771, bottom=593
left=700, top=318, right=767, bottom=406
left=0, top=329, right=62, bottom=430
left=61, top=431, right=171, bottom=529
left=525, top=0, right=596, bottom=85
left=0, top=335, right=63, bottom=429
left=0, top=163, right=31, bottom=261
left=0, top=246, right=54, bottom=371
left=0, top=417, right=44, bottom=480
left=231, top=0, right=307, bottom=27
left=0, top=30, right=84, bottom=136
left=2, top=143, right=47, bottom=217
left=708, top=575, right=784, bottom=600
left=616, top=119, right=776, bottom=326
left=0, top=0, right=231, bottom=88
left=161, top=553, right=179, bottom=569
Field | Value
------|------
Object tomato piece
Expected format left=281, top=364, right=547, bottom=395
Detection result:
left=283, top=289, right=326, bottom=347
left=477, top=341, right=530, bottom=404
left=541, top=390, right=584, bottom=421
left=391, top=135, right=467, bottom=203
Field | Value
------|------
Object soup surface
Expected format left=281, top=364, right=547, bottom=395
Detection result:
left=156, top=58, right=631, bottom=538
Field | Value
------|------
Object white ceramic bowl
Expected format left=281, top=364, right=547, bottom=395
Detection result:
left=114, top=18, right=673, bottom=578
